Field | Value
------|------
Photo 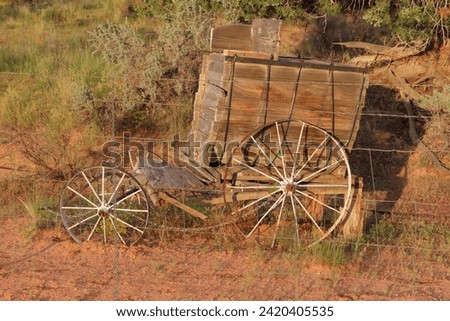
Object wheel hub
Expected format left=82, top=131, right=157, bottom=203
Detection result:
left=98, top=206, right=110, bottom=218
left=282, top=181, right=297, bottom=195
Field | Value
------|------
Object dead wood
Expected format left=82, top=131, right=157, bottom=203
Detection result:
left=0, top=166, right=30, bottom=172
left=334, top=41, right=394, bottom=54
left=380, top=69, right=450, bottom=174
left=335, top=41, right=425, bottom=67
left=401, top=94, right=450, bottom=175
left=381, top=69, right=424, bottom=101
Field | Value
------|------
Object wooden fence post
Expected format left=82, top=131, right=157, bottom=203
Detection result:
left=343, top=177, right=364, bottom=239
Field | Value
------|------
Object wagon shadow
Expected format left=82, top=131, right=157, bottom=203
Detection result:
left=349, top=84, right=428, bottom=231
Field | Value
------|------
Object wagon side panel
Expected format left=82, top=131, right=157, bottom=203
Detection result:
left=191, top=53, right=368, bottom=165
left=191, top=53, right=229, bottom=163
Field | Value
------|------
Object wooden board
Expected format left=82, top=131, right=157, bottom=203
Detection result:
left=251, top=18, right=281, bottom=58
left=210, top=24, right=252, bottom=52
left=211, top=19, right=281, bottom=58
left=137, top=165, right=212, bottom=190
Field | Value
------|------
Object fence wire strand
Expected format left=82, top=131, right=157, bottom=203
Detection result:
left=1, top=70, right=449, bottom=300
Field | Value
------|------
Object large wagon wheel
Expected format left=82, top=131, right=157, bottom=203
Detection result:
left=60, top=166, right=150, bottom=246
left=224, top=119, right=352, bottom=248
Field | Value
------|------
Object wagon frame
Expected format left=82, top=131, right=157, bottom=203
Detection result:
left=59, top=19, right=368, bottom=249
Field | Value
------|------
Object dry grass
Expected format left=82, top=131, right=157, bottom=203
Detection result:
left=0, top=3, right=449, bottom=301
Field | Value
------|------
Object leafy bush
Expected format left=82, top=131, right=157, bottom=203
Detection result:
left=421, top=85, right=450, bottom=113
left=217, top=0, right=305, bottom=23
left=89, top=0, right=214, bottom=131
left=363, top=0, right=450, bottom=45
left=366, top=217, right=400, bottom=245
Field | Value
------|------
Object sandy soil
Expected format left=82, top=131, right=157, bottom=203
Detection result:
left=1, top=43, right=449, bottom=302
left=0, top=213, right=448, bottom=301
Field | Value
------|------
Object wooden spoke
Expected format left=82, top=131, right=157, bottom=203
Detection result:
left=295, top=190, right=341, bottom=215
left=293, top=135, right=329, bottom=179
left=232, top=188, right=283, bottom=215
left=60, top=166, right=150, bottom=246
left=292, top=194, right=325, bottom=235
left=109, top=217, right=127, bottom=245
left=87, top=216, right=102, bottom=241
left=225, top=119, right=352, bottom=248
left=109, top=213, right=145, bottom=234
left=272, top=194, right=287, bottom=248
left=232, top=157, right=282, bottom=184
left=82, top=172, right=102, bottom=204
left=250, top=135, right=284, bottom=179
left=67, top=212, right=97, bottom=231
left=275, top=122, right=288, bottom=178
left=289, top=194, right=301, bottom=245
left=108, top=189, right=142, bottom=209
left=246, top=193, right=286, bottom=237
left=297, top=159, right=343, bottom=183
left=291, top=122, right=305, bottom=180
left=107, top=172, right=126, bottom=205
left=67, top=186, right=98, bottom=208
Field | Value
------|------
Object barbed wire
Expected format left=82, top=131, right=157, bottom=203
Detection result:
left=0, top=68, right=448, bottom=82
left=1, top=132, right=448, bottom=156
left=1, top=70, right=448, bottom=131
left=1, top=69, right=449, bottom=300
left=0, top=70, right=449, bottom=89
left=2, top=39, right=450, bottom=300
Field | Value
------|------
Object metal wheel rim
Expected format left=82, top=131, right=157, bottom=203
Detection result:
left=60, top=166, right=150, bottom=246
left=224, top=119, right=352, bottom=248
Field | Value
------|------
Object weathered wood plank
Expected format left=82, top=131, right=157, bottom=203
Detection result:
left=225, top=55, right=368, bottom=73
left=139, top=165, right=211, bottom=190
left=251, top=18, right=281, bottom=58
left=191, top=44, right=368, bottom=158
left=223, top=49, right=271, bottom=59
left=233, top=63, right=268, bottom=80
left=158, top=192, right=209, bottom=220
left=206, top=55, right=225, bottom=75
left=208, top=190, right=276, bottom=205
left=211, top=24, right=252, bottom=52
left=343, top=177, right=364, bottom=239
left=211, top=19, right=282, bottom=57
left=198, top=117, right=213, bottom=135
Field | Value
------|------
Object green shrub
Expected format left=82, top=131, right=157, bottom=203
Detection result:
left=0, top=46, right=38, bottom=73
left=366, top=217, right=400, bottom=245
left=363, top=0, right=450, bottom=45
left=0, top=76, right=100, bottom=178
left=217, top=0, right=305, bottom=23
left=420, top=85, right=450, bottom=113
left=89, top=0, right=213, bottom=131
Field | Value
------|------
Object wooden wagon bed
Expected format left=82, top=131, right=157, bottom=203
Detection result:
left=191, top=24, right=368, bottom=166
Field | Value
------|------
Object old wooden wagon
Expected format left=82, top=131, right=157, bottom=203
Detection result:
left=59, top=20, right=369, bottom=248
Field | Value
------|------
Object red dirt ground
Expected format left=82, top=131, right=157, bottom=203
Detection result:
left=0, top=213, right=448, bottom=301
left=1, top=44, right=449, bottom=302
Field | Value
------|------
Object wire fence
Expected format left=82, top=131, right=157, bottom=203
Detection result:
left=0, top=70, right=449, bottom=301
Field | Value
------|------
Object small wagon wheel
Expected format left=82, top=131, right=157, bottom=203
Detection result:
left=224, top=119, right=352, bottom=248
left=60, top=166, right=150, bottom=246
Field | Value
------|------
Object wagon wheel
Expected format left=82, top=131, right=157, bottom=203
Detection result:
left=224, top=119, right=352, bottom=248
left=60, top=166, right=150, bottom=246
